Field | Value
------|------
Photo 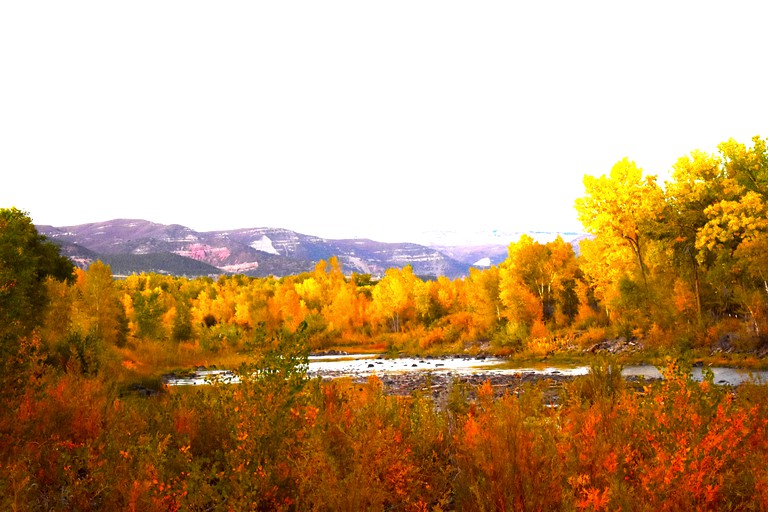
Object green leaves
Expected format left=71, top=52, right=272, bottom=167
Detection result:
left=0, top=208, right=74, bottom=385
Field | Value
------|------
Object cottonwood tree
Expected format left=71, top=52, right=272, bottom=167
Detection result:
left=499, top=235, right=580, bottom=329
left=371, top=266, right=418, bottom=333
left=660, top=150, right=727, bottom=321
left=695, top=136, right=768, bottom=334
left=575, top=158, right=665, bottom=295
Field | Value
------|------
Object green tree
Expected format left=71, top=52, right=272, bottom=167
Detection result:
left=0, top=208, right=74, bottom=336
left=0, top=208, right=74, bottom=390
left=133, top=287, right=167, bottom=340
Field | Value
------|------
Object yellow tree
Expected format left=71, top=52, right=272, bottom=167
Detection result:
left=435, top=276, right=458, bottom=313
left=734, top=236, right=768, bottom=336
left=268, top=278, right=308, bottom=332
left=371, top=266, right=419, bottom=332
left=697, top=191, right=768, bottom=255
left=575, top=158, right=665, bottom=293
left=662, top=150, right=728, bottom=320
left=465, top=266, right=502, bottom=338
left=576, top=236, right=635, bottom=322
left=41, top=277, right=72, bottom=349
left=323, top=280, right=365, bottom=334
left=693, top=136, right=768, bottom=257
left=413, top=279, right=447, bottom=327
left=191, top=287, right=215, bottom=328
left=499, top=235, right=579, bottom=327
left=721, top=135, right=768, bottom=198
left=498, top=269, right=543, bottom=342
left=210, top=276, right=245, bottom=325
left=499, top=238, right=546, bottom=341
left=231, top=277, right=274, bottom=330
left=71, top=261, right=124, bottom=346
left=316, top=257, right=347, bottom=299
left=133, top=286, right=169, bottom=340
left=694, top=136, right=768, bottom=331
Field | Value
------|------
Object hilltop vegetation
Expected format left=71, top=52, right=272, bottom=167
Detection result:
left=2, top=135, right=768, bottom=509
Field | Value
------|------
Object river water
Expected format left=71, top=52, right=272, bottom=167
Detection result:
left=163, top=354, right=768, bottom=387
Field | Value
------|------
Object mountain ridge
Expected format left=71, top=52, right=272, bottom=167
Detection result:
left=36, top=219, right=469, bottom=278
left=37, top=219, right=586, bottom=278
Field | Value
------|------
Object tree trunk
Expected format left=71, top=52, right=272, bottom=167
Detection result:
left=625, top=235, right=649, bottom=296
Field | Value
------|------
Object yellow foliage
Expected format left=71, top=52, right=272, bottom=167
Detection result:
left=527, top=336, right=557, bottom=357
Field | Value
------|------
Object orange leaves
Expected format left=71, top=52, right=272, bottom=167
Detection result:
left=549, top=362, right=768, bottom=510
left=577, top=486, right=611, bottom=511
left=463, top=416, right=481, bottom=447
left=6, top=355, right=768, bottom=511
left=477, top=379, right=494, bottom=400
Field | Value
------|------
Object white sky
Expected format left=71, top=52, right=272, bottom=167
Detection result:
left=2, top=1, right=766, bottom=243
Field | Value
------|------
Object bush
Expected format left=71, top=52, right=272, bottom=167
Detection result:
left=576, top=326, right=607, bottom=349
left=199, top=323, right=243, bottom=352
left=565, top=356, right=624, bottom=404
left=50, top=329, right=104, bottom=375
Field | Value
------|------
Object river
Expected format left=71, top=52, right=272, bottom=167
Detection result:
left=163, top=354, right=768, bottom=387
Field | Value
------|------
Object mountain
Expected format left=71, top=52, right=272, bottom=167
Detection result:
left=429, top=244, right=510, bottom=268
left=36, top=220, right=471, bottom=279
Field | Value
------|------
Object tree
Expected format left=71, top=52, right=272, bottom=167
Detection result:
left=0, top=208, right=74, bottom=337
left=133, top=286, right=168, bottom=340
left=576, top=236, right=634, bottom=321
left=0, top=208, right=74, bottom=389
left=693, top=136, right=768, bottom=332
left=465, top=266, right=502, bottom=338
left=323, top=279, right=365, bottom=334
left=575, top=158, right=665, bottom=293
left=268, top=278, right=308, bottom=332
left=499, top=235, right=580, bottom=327
left=71, top=261, right=125, bottom=346
left=720, top=135, right=768, bottom=199
left=661, top=150, right=727, bottom=320
left=371, top=266, right=419, bottom=332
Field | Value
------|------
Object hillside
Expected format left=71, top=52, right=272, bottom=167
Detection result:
left=36, top=220, right=477, bottom=278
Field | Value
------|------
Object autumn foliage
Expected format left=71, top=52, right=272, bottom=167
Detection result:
left=3, top=134, right=768, bottom=509
left=3, top=352, right=768, bottom=510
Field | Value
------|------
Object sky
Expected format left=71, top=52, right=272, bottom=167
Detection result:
left=2, top=1, right=767, bottom=244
